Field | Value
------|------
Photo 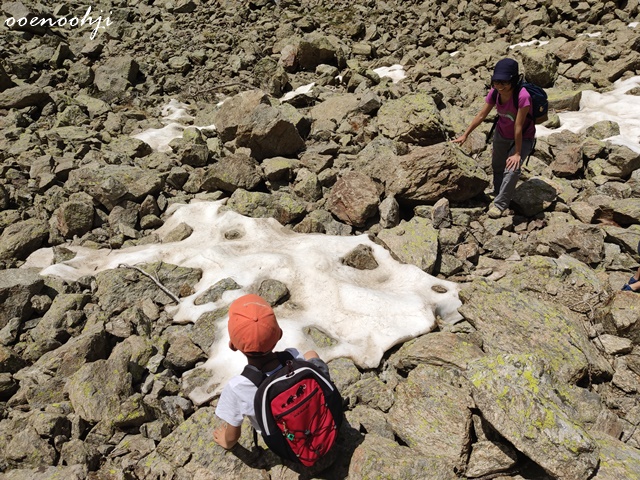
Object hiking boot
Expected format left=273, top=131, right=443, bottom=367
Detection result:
left=487, top=205, right=504, bottom=219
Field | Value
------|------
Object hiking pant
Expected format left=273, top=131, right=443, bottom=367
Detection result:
left=492, top=131, right=534, bottom=211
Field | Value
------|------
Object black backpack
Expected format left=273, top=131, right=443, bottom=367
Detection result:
left=242, top=351, right=343, bottom=467
left=520, top=81, right=549, bottom=124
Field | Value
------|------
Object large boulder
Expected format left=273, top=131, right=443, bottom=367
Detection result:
left=533, top=220, right=605, bottom=265
left=377, top=92, right=448, bottom=146
left=458, top=280, right=613, bottom=384
left=0, top=269, right=44, bottom=330
left=597, top=291, right=640, bottom=344
left=66, top=164, right=164, bottom=210
left=200, top=153, right=262, bottom=193
left=94, top=263, right=202, bottom=316
left=212, top=90, right=270, bottom=142
left=0, top=218, right=49, bottom=262
left=94, top=56, right=139, bottom=92
left=67, top=356, right=133, bottom=424
left=0, top=84, right=50, bottom=109
left=349, top=434, right=458, bottom=480
left=226, top=189, right=306, bottom=225
left=512, top=177, right=559, bottom=216
left=235, top=103, right=306, bottom=160
left=326, top=172, right=380, bottom=227
left=467, top=354, right=599, bottom=480
left=377, top=217, right=439, bottom=273
left=384, top=143, right=489, bottom=204
left=387, top=364, right=473, bottom=471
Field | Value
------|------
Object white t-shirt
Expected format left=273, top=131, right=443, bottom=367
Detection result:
left=215, top=348, right=304, bottom=430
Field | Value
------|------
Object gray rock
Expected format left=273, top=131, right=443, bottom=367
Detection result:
left=387, top=364, right=473, bottom=471
left=377, top=217, right=439, bottom=273
left=67, top=164, right=163, bottom=210
left=459, top=280, right=613, bottom=384
left=94, top=56, right=139, bottom=92
left=590, top=431, right=640, bottom=480
left=257, top=279, right=289, bottom=305
left=201, top=153, right=262, bottom=193
left=27, top=294, right=89, bottom=358
left=227, top=189, right=306, bottom=225
left=94, top=263, right=202, bottom=316
left=601, top=197, right=640, bottom=226
left=194, top=278, right=240, bottom=305
left=0, top=218, right=49, bottom=262
left=292, top=168, right=322, bottom=202
left=467, top=354, right=599, bottom=480
left=235, top=104, right=306, bottom=160
left=262, top=156, right=301, bottom=183
left=512, top=177, right=559, bottom=216
left=534, top=220, right=605, bottom=264
left=0, top=345, right=26, bottom=373
left=385, top=143, right=489, bottom=204
left=0, top=84, right=51, bottom=109
left=4, top=425, right=57, bottom=468
left=497, top=255, right=605, bottom=316
left=67, top=356, right=133, bottom=424
left=349, top=434, right=458, bottom=480
left=598, top=290, right=640, bottom=344
left=378, top=195, right=400, bottom=228
left=0, top=63, right=14, bottom=91
left=162, top=222, right=194, bottom=243
left=390, top=331, right=484, bottom=373
left=0, top=268, right=44, bottom=330
left=163, top=335, right=207, bottom=372
left=378, top=91, right=448, bottom=145
left=52, top=201, right=94, bottom=239
left=213, top=89, right=270, bottom=142
left=1, top=464, right=88, bottom=480
left=341, top=244, right=379, bottom=270
left=466, top=440, right=518, bottom=478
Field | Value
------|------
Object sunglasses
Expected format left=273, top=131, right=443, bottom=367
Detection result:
left=492, top=80, right=510, bottom=86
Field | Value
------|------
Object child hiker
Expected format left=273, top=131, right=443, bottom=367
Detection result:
left=453, top=58, right=536, bottom=218
left=213, top=294, right=331, bottom=450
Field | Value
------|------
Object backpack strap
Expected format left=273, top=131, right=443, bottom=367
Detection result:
left=241, top=350, right=295, bottom=387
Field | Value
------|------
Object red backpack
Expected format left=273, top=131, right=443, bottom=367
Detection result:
left=241, top=351, right=343, bottom=467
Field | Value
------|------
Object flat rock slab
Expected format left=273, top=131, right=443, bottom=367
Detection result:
left=467, top=354, right=599, bottom=480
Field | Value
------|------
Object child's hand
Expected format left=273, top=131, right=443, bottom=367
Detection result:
left=213, top=422, right=242, bottom=449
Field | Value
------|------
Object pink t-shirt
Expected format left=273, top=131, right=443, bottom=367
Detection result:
left=486, top=87, right=536, bottom=140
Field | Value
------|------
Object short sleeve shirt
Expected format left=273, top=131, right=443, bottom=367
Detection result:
left=486, top=87, right=536, bottom=140
left=215, top=348, right=304, bottom=430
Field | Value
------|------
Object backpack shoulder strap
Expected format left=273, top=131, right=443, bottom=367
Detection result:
left=241, top=365, right=265, bottom=387
left=241, top=350, right=295, bottom=387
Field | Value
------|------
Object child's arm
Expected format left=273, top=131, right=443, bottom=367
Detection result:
left=213, top=421, right=242, bottom=449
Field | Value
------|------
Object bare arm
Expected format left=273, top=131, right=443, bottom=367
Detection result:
left=506, top=105, right=530, bottom=171
left=213, top=421, right=242, bottom=449
left=452, top=102, right=494, bottom=144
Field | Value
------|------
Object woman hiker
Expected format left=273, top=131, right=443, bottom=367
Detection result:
left=453, top=58, right=536, bottom=218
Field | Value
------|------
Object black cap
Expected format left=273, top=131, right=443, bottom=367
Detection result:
left=492, top=58, right=519, bottom=82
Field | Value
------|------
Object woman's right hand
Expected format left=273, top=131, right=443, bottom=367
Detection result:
left=452, top=134, right=467, bottom=144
